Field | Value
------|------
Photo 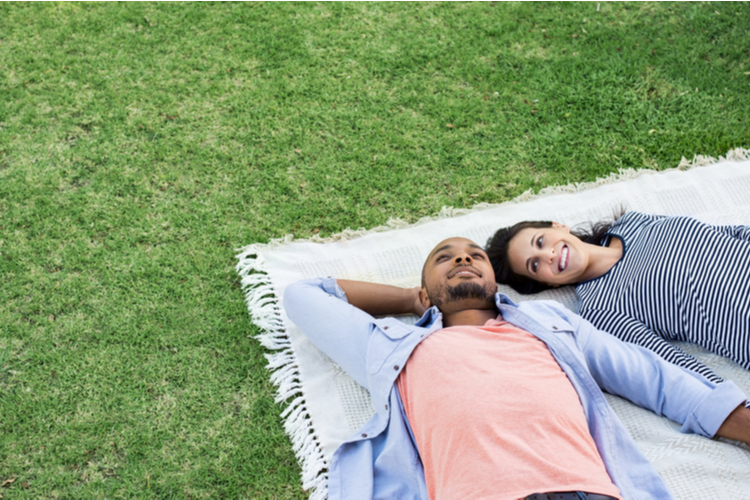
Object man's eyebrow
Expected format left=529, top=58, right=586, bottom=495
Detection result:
left=429, top=242, right=484, bottom=260
left=430, top=244, right=452, bottom=258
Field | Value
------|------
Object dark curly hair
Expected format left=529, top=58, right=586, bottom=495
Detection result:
left=485, top=210, right=624, bottom=294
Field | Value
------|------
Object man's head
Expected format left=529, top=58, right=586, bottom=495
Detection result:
left=419, top=237, right=498, bottom=315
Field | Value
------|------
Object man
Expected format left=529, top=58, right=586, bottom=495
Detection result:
left=284, top=237, right=750, bottom=500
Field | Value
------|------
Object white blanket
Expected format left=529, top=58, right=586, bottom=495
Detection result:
left=237, top=149, right=750, bottom=500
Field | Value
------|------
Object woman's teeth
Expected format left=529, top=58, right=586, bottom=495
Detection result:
left=559, top=246, right=569, bottom=271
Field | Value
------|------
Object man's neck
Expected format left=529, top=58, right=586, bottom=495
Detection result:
left=442, top=308, right=498, bottom=327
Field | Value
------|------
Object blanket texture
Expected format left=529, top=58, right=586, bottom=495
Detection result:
left=237, top=149, right=750, bottom=500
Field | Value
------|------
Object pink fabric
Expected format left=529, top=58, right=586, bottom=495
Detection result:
left=396, top=318, right=622, bottom=500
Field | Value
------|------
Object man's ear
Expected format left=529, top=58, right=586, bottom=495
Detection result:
left=418, top=287, right=432, bottom=309
left=552, top=222, right=570, bottom=232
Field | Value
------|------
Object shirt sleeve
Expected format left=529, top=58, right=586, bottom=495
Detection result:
left=283, top=277, right=378, bottom=389
left=581, top=307, right=724, bottom=384
left=710, top=224, right=750, bottom=242
left=556, top=304, right=748, bottom=438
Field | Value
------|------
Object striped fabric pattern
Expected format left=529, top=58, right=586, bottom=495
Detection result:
left=576, top=211, right=750, bottom=384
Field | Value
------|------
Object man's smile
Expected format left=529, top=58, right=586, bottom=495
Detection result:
left=448, top=265, right=481, bottom=279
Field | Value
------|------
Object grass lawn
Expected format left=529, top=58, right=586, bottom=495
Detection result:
left=1, top=2, right=749, bottom=498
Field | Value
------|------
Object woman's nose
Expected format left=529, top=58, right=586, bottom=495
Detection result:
left=545, top=247, right=555, bottom=263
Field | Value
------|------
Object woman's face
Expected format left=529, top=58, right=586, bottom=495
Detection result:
left=506, top=223, right=591, bottom=286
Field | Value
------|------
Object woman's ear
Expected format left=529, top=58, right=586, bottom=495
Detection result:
left=552, top=222, right=570, bottom=232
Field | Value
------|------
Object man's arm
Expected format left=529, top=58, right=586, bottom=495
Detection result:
left=283, top=278, right=378, bottom=388
left=283, top=278, right=425, bottom=389
left=550, top=303, right=749, bottom=441
left=336, top=280, right=425, bottom=317
left=717, top=405, right=750, bottom=445
left=580, top=307, right=725, bottom=384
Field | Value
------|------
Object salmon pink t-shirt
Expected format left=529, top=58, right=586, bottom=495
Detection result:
left=396, top=317, right=622, bottom=500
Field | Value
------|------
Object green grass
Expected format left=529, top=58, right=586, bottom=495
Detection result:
left=1, top=2, right=748, bottom=498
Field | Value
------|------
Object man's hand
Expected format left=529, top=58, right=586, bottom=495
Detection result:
left=337, top=280, right=425, bottom=317
left=716, top=404, right=750, bottom=446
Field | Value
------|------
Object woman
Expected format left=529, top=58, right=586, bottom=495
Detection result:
left=486, top=211, right=750, bottom=384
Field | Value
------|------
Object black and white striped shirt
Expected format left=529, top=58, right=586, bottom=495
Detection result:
left=576, top=211, right=750, bottom=384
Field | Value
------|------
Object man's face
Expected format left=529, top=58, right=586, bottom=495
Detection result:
left=420, top=237, right=498, bottom=313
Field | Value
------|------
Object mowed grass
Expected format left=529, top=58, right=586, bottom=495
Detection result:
left=0, top=2, right=748, bottom=498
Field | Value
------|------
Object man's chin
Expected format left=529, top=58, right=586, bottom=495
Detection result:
left=429, top=281, right=496, bottom=308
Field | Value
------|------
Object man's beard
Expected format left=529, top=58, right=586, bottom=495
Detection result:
left=428, top=281, right=496, bottom=308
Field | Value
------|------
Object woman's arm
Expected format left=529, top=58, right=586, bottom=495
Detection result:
left=711, top=224, right=750, bottom=242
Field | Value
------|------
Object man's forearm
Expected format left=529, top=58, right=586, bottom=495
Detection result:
left=716, top=404, right=750, bottom=445
left=337, top=279, right=423, bottom=317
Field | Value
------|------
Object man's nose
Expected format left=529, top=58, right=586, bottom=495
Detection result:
left=454, top=253, right=472, bottom=263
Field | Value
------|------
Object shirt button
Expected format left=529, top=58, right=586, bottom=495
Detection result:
left=552, top=326, right=558, bottom=330
left=361, top=433, right=367, bottom=438
left=383, top=326, right=389, bottom=330
left=393, top=365, right=399, bottom=371
left=385, top=404, right=388, bottom=410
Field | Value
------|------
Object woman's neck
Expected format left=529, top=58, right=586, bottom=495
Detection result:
left=580, top=236, right=623, bottom=282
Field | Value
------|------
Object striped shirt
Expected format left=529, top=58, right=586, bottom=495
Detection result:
left=576, top=211, right=750, bottom=384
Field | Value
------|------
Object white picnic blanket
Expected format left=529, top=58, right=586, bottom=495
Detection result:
left=237, top=149, right=750, bottom=500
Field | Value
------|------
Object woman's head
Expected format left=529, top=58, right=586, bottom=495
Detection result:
left=485, top=221, right=555, bottom=294
left=486, top=212, right=622, bottom=294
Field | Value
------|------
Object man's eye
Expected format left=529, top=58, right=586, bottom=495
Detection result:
left=437, top=255, right=449, bottom=262
left=472, top=253, right=484, bottom=259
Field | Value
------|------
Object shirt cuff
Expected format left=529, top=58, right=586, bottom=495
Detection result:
left=680, top=380, right=748, bottom=437
left=321, top=277, right=349, bottom=302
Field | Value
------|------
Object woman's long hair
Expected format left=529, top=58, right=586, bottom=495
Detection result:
left=485, top=208, right=625, bottom=294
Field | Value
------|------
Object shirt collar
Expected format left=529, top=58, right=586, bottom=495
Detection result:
left=495, top=292, right=517, bottom=307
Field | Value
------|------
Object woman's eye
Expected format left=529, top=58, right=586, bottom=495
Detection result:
left=531, top=261, right=538, bottom=273
left=536, top=236, right=543, bottom=248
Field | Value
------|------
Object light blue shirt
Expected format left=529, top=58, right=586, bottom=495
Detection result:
left=284, top=278, right=747, bottom=500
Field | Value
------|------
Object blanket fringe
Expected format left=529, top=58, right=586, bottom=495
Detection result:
left=235, top=248, right=329, bottom=498
left=235, top=146, right=750, bottom=499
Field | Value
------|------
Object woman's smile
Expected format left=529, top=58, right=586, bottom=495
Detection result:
left=558, top=244, right=569, bottom=272
left=506, top=225, right=590, bottom=286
